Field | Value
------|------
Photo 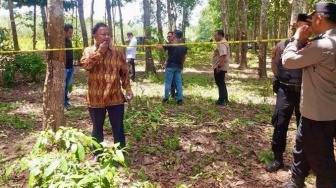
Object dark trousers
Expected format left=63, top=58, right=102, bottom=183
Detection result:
left=128, top=58, right=135, bottom=81
left=214, top=70, right=228, bottom=103
left=291, top=117, right=336, bottom=187
left=89, top=104, right=125, bottom=155
left=271, top=85, right=301, bottom=153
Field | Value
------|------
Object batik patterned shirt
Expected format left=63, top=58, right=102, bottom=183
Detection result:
left=80, top=45, right=131, bottom=108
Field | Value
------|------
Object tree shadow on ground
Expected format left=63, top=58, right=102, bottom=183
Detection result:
left=0, top=65, right=315, bottom=188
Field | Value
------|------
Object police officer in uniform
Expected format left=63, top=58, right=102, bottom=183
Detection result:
left=280, top=2, right=336, bottom=188
left=265, top=14, right=310, bottom=173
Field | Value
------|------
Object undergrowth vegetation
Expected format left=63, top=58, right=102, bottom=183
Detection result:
left=0, top=50, right=305, bottom=187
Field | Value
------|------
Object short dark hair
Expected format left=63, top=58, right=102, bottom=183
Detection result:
left=64, top=23, right=73, bottom=32
left=215, top=29, right=225, bottom=37
left=127, top=31, right=133, bottom=36
left=174, top=30, right=183, bottom=39
left=324, top=14, right=336, bottom=24
left=92, top=22, right=108, bottom=34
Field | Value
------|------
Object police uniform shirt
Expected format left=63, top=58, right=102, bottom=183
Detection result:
left=282, top=28, right=336, bottom=121
left=212, top=38, right=231, bottom=71
left=271, top=40, right=286, bottom=76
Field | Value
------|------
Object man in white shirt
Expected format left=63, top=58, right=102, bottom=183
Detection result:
left=126, top=32, right=137, bottom=81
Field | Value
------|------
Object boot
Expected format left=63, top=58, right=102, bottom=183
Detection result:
left=265, top=152, right=284, bottom=172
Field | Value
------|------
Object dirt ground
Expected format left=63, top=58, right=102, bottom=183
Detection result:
left=0, top=64, right=318, bottom=188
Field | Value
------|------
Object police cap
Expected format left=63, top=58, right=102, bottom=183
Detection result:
left=297, top=14, right=309, bottom=22
left=309, top=2, right=336, bottom=16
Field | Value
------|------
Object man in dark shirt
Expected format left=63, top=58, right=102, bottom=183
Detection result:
left=156, top=30, right=187, bottom=105
left=64, top=24, right=74, bottom=109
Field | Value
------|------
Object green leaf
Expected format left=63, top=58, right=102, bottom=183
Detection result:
left=59, top=156, right=68, bottom=173
left=77, top=176, right=93, bottom=186
left=65, top=140, right=70, bottom=149
left=32, top=137, right=42, bottom=153
left=55, top=130, right=62, bottom=142
left=44, top=159, right=60, bottom=177
left=28, top=174, right=36, bottom=187
left=69, top=174, right=84, bottom=179
left=115, top=150, right=125, bottom=162
left=76, top=143, right=85, bottom=161
left=71, top=143, right=78, bottom=153
left=102, top=177, right=111, bottom=188
left=5, top=164, right=15, bottom=177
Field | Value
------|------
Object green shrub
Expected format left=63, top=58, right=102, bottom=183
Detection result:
left=6, top=127, right=126, bottom=188
left=2, top=53, right=46, bottom=87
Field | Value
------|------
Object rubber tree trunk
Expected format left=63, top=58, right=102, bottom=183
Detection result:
left=43, top=0, right=65, bottom=131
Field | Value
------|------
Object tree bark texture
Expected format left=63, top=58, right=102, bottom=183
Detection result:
left=8, top=0, right=19, bottom=50
left=234, top=0, right=240, bottom=64
left=105, top=0, right=113, bottom=40
left=258, top=0, right=269, bottom=79
left=143, top=0, right=156, bottom=74
left=117, top=0, right=125, bottom=45
left=90, top=0, right=95, bottom=45
left=220, top=0, right=229, bottom=40
left=33, top=5, right=37, bottom=50
left=77, top=0, right=88, bottom=47
left=43, top=0, right=65, bottom=131
left=40, top=5, right=48, bottom=49
left=238, top=0, right=247, bottom=69
left=167, top=0, right=176, bottom=31
left=156, top=0, right=165, bottom=66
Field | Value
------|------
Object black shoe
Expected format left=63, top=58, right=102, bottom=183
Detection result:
left=177, top=100, right=183, bottom=105
left=162, top=99, right=168, bottom=103
left=265, top=160, right=284, bottom=172
left=279, top=180, right=305, bottom=188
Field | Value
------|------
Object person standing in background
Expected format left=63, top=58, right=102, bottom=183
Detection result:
left=166, top=31, right=177, bottom=98
left=265, top=14, right=310, bottom=173
left=156, top=30, right=187, bottom=105
left=64, top=23, right=74, bottom=109
left=212, top=29, right=231, bottom=106
left=126, top=32, right=137, bottom=81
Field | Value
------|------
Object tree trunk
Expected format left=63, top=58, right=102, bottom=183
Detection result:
left=156, top=0, right=165, bottom=66
left=181, top=6, right=186, bottom=42
left=144, top=0, right=156, bottom=74
left=289, top=0, right=305, bottom=35
left=117, top=0, right=125, bottom=45
left=234, top=0, right=240, bottom=64
left=258, top=0, right=269, bottom=79
left=40, top=5, right=48, bottom=49
left=238, top=0, right=247, bottom=69
left=220, top=0, right=229, bottom=40
left=77, top=0, right=89, bottom=47
left=90, top=0, right=95, bottom=45
left=43, top=0, right=65, bottom=131
left=253, top=8, right=259, bottom=52
left=8, top=0, right=19, bottom=50
left=33, top=4, right=37, bottom=50
left=112, top=6, right=116, bottom=44
left=272, top=0, right=280, bottom=40
left=105, top=0, right=113, bottom=40
left=167, top=0, right=176, bottom=31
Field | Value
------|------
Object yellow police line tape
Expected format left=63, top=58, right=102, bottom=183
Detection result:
left=0, top=38, right=287, bottom=54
